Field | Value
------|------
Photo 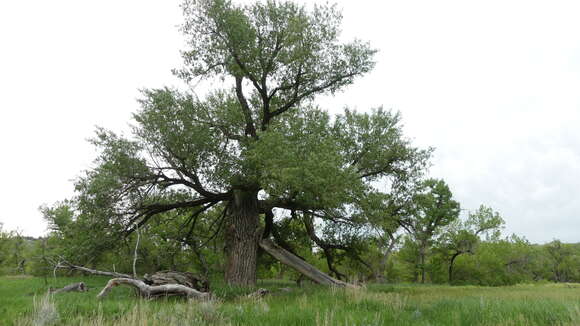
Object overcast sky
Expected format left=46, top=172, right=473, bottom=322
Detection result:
left=0, top=0, right=578, bottom=243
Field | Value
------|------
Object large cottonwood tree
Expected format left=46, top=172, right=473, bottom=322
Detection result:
left=71, top=0, right=430, bottom=286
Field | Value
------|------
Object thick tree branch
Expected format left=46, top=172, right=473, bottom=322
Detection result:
left=126, top=194, right=230, bottom=234
left=55, top=261, right=132, bottom=279
left=269, top=72, right=357, bottom=119
left=358, top=157, right=398, bottom=179
left=302, top=214, right=348, bottom=280
left=235, top=75, right=258, bottom=138
left=262, top=209, right=274, bottom=239
left=197, top=205, right=229, bottom=249
left=160, top=147, right=220, bottom=198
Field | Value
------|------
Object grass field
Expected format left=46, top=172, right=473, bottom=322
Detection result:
left=1, top=276, right=580, bottom=325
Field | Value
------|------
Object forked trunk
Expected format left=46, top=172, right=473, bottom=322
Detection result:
left=224, top=188, right=260, bottom=286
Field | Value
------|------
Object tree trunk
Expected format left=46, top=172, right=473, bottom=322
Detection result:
left=259, top=238, right=353, bottom=287
left=224, top=188, right=260, bottom=286
left=375, top=250, right=390, bottom=283
left=419, top=244, right=427, bottom=283
left=448, top=252, right=461, bottom=283
left=375, top=234, right=399, bottom=283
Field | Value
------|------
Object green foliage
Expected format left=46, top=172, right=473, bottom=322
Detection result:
left=450, top=234, right=535, bottom=286
left=179, top=0, right=376, bottom=93
left=0, top=225, right=36, bottom=276
left=544, top=240, right=580, bottom=282
left=408, top=179, right=461, bottom=241
left=465, top=205, right=505, bottom=240
left=40, top=201, right=118, bottom=267
left=394, top=236, right=422, bottom=282
left=0, top=224, right=13, bottom=274
left=437, top=205, right=505, bottom=283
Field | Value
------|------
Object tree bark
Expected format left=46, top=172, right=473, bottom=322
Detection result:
left=224, top=188, right=260, bottom=286
left=259, top=238, right=354, bottom=287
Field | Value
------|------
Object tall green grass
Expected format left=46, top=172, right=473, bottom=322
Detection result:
left=2, top=276, right=580, bottom=325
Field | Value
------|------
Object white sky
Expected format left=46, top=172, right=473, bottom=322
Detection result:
left=0, top=0, right=578, bottom=243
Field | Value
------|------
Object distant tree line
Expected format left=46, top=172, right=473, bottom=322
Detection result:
left=1, top=209, right=579, bottom=286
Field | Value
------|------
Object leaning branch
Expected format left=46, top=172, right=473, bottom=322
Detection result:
left=259, top=238, right=354, bottom=288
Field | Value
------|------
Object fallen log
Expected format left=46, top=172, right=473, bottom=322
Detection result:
left=246, top=288, right=269, bottom=299
left=144, top=271, right=209, bottom=292
left=55, top=260, right=211, bottom=299
left=55, top=261, right=209, bottom=290
left=259, top=238, right=354, bottom=287
left=51, top=282, right=88, bottom=294
left=97, top=278, right=211, bottom=300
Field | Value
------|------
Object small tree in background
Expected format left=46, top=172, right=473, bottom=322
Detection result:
left=399, top=179, right=460, bottom=283
left=440, top=205, right=504, bottom=283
